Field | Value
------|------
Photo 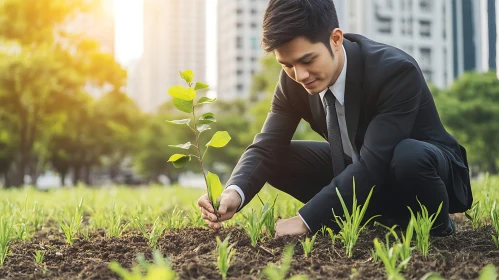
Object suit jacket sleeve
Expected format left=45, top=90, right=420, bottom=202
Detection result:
left=225, top=70, right=301, bottom=209
left=299, top=61, right=423, bottom=232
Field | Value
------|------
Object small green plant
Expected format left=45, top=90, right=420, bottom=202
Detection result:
left=241, top=210, right=263, bottom=247
left=376, top=221, right=415, bottom=266
left=299, top=233, right=317, bottom=258
left=32, top=202, right=43, bottom=231
left=167, top=70, right=231, bottom=214
left=240, top=205, right=274, bottom=247
left=187, top=203, right=205, bottom=228
left=0, top=217, right=13, bottom=266
left=465, top=201, right=486, bottom=229
left=373, top=233, right=411, bottom=280
left=262, top=245, right=308, bottom=280
left=215, top=234, right=237, bottom=280
left=59, top=199, right=84, bottom=246
left=33, top=250, right=45, bottom=264
left=407, top=199, right=443, bottom=257
left=333, top=178, right=379, bottom=258
left=489, top=201, right=499, bottom=248
left=109, top=250, right=176, bottom=280
left=259, top=194, right=278, bottom=238
left=325, top=228, right=337, bottom=246
left=135, top=217, right=165, bottom=249
left=107, top=203, right=129, bottom=237
left=166, top=207, right=188, bottom=230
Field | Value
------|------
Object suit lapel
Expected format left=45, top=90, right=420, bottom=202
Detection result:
left=343, top=38, right=363, bottom=149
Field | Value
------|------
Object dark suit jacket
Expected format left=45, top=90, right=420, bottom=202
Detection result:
left=226, top=33, right=473, bottom=232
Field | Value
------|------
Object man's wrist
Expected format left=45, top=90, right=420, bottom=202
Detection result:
left=225, top=185, right=245, bottom=210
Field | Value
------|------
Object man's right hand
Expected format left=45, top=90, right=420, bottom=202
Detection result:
left=197, top=189, right=242, bottom=230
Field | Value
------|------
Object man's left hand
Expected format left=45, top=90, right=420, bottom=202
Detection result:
left=275, top=215, right=310, bottom=237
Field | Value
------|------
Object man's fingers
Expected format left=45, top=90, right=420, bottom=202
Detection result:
left=197, top=194, right=214, bottom=213
left=207, top=220, right=221, bottom=230
left=201, top=208, right=217, bottom=222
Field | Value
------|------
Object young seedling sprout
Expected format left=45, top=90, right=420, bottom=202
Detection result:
left=299, top=233, right=317, bottom=258
left=33, top=250, right=45, bottom=265
left=0, top=217, right=13, bottom=266
left=262, top=245, right=308, bottom=280
left=407, top=199, right=443, bottom=257
left=215, top=234, right=237, bottom=280
left=333, top=178, right=379, bottom=257
left=167, top=70, right=231, bottom=217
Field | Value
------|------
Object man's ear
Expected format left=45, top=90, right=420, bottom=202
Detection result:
left=330, top=28, right=344, bottom=52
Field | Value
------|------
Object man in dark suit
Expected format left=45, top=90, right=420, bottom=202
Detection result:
left=198, top=0, right=472, bottom=236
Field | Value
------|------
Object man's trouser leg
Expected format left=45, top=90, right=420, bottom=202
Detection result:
left=267, top=139, right=453, bottom=233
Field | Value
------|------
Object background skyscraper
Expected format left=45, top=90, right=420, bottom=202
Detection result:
left=131, top=0, right=207, bottom=112
left=217, top=0, right=268, bottom=101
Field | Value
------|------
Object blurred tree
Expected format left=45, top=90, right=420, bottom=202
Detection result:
left=96, top=90, right=142, bottom=183
left=0, top=0, right=99, bottom=45
left=434, top=71, right=499, bottom=173
left=0, top=0, right=128, bottom=187
left=133, top=103, right=197, bottom=185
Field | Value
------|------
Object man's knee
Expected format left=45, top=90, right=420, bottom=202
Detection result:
left=390, top=139, right=435, bottom=179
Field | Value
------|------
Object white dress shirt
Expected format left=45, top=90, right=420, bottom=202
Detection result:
left=226, top=46, right=358, bottom=230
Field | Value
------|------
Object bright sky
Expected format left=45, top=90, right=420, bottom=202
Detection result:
left=114, top=0, right=218, bottom=87
left=114, top=0, right=143, bottom=64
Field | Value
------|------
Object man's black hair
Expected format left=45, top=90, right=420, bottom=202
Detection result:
left=262, top=0, right=339, bottom=55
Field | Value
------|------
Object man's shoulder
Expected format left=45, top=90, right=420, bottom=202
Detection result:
left=345, top=33, right=418, bottom=68
left=345, top=33, right=421, bottom=83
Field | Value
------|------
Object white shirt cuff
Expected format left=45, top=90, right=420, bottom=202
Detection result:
left=298, top=213, right=311, bottom=231
left=225, top=185, right=245, bottom=211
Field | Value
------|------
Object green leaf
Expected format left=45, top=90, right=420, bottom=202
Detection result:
left=167, top=154, right=191, bottom=168
left=206, top=131, right=231, bottom=148
left=479, top=264, right=497, bottom=280
left=206, top=172, right=223, bottom=210
left=166, top=119, right=191, bottom=126
left=167, top=86, right=196, bottom=101
left=199, top=113, right=216, bottom=124
left=194, top=82, right=209, bottom=90
left=173, top=98, right=193, bottom=113
left=180, top=70, right=194, bottom=84
left=196, top=97, right=216, bottom=106
left=168, top=142, right=193, bottom=149
left=197, top=124, right=211, bottom=133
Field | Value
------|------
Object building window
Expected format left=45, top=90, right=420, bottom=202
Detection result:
left=251, top=9, right=257, bottom=14
left=250, top=22, right=257, bottom=28
left=420, top=0, right=431, bottom=12
left=237, top=22, right=243, bottom=28
left=237, top=69, right=243, bottom=75
left=236, top=36, right=243, bottom=49
left=237, top=84, right=244, bottom=91
left=420, top=47, right=432, bottom=67
left=419, top=20, right=431, bottom=37
left=250, top=56, right=257, bottom=62
left=251, top=36, right=259, bottom=50
left=236, top=56, right=243, bottom=62
left=236, top=8, right=243, bottom=15
left=375, top=4, right=392, bottom=34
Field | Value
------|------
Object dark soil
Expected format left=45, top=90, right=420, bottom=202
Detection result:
left=0, top=213, right=498, bottom=279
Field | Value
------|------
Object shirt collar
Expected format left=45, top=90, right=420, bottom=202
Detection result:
left=318, top=45, right=347, bottom=106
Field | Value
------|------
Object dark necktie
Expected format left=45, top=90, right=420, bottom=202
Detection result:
left=323, top=89, right=346, bottom=177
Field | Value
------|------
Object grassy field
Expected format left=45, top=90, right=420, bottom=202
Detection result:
left=0, top=176, right=498, bottom=279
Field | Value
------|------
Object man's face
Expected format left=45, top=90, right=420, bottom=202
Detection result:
left=274, top=31, right=344, bottom=95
